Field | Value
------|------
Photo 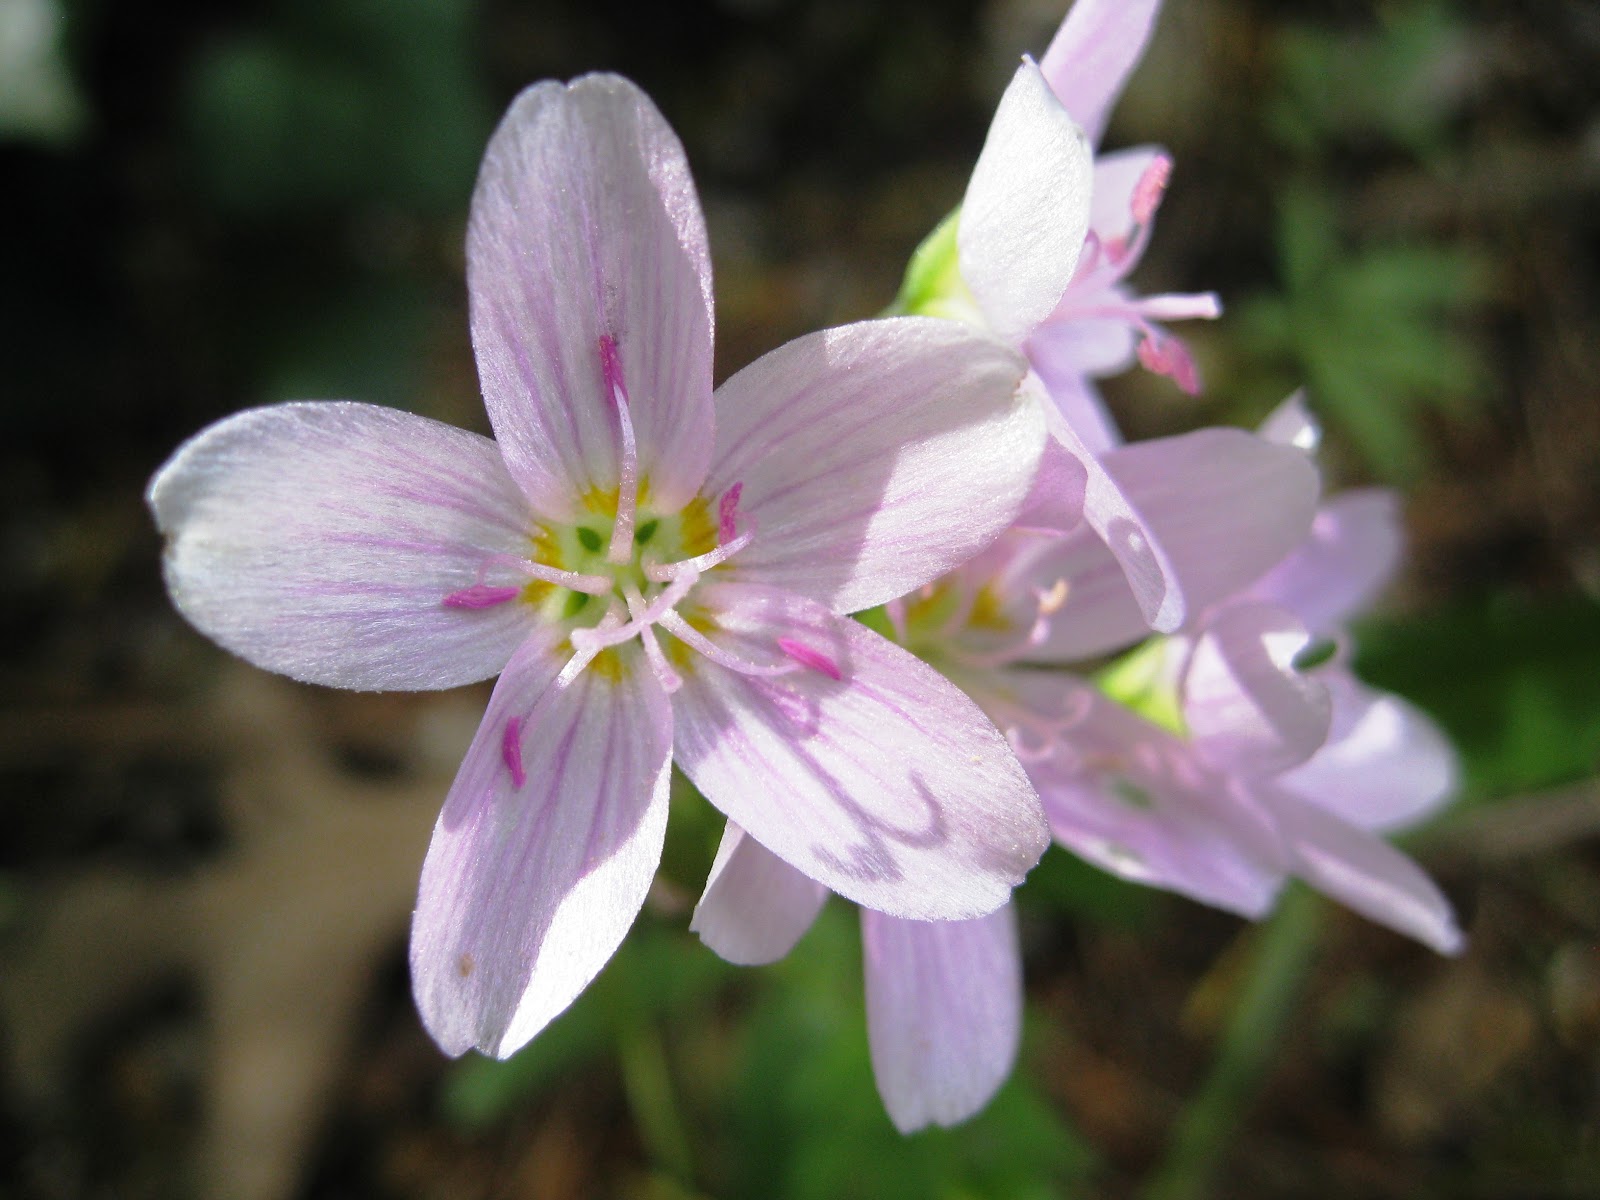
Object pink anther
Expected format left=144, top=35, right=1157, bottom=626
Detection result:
left=718, top=482, right=744, bottom=542
left=443, top=584, right=521, bottom=609
left=501, top=716, right=527, bottom=789
left=1130, top=155, right=1172, bottom=227
left=777, top=636, right=842, bottom=680
left=1137, top=334, right=1201, bottom=395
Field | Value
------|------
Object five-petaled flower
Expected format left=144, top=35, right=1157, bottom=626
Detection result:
left=148, top=74, right=1055, bottom=1058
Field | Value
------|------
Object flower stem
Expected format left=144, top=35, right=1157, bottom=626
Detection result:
left=1139, top=886, right=1324, bottom=1200
left=617, top=1022, right=695, bottom=1184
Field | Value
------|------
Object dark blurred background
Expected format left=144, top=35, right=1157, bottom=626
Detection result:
left=2, top=1, right=1599, bottom=1197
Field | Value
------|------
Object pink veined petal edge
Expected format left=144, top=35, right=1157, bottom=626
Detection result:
left=1027, top=426, right=1323, bottom=658
left=967, top=668, right=1289, bottom=919
left=705, top=317, right=1042, bottom=614
left=147, top=401, right=534, bottom=691
left=960, top=58, right=1094, bottom=343
left=1277, top=671, right=1459, bottom=833
left=671, top=582, right=1048, bottom=920
left=1261, top=785, right=1464, bottom=955
left=691, top=821, right=828, bottom=965
left=410, top=631, right=674, bottom=1057
left=1183, top=603, right=1334, bottom=779
left=861, top=906, right=1023, bottom=1133
left=1037, top=0, right=1164, bottom=146
left=468, top=73, right=715, bottom=518
left=1248, top=490, right=1404, bottom=634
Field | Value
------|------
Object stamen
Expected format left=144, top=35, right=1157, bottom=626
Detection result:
left=599, top=334, right=640, bottom=564
left=645, top=528, right=755, bottom=582
left=522, top=560, right=616, bottom=594
left=501, top=716, right=527, bottom=788
left=777, top=637, right=842, bottom=680
left=1137, top=334, right=1201, bottom=395
left=444, top=584, right=520, bottom=610
left=1036, top=578, right=1070, bottom=616
left=1130, top=154, right=1172, bottom=227
left=557, top=604, right=626, bottom=688
left=718, top=482, right=744, bottom=542
left=623, top=582, right=683, bottom=693
left=570, top=568, right=700, bottom=653
left=657, top=610, right=795, bottom=677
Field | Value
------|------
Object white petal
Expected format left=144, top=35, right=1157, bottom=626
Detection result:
left=1277, top=670, right=1459, bottom=833
left=1037, top=0, right=1164, bottom=145
left=1263, top=786, right=1464, bottom=955
left=148, top=401, right=533, bottom=691
left=1183, top=603, right=1333, bottom=778
left=862, top=906, right=1023, bottom=1133
left=468, top=74, right=715, bottom=517
left=960, top=59, right=1093, bottom=342
left=410, top=632, right=673, bottom=1057
left=671, top=585, right=1048, bottom=920
left=691, top=822, right=827, bottom=965
left=705, top=317, right=1041, bottom=613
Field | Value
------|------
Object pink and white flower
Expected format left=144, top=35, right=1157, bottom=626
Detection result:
left=148, top=74, right=1055, bottom=1059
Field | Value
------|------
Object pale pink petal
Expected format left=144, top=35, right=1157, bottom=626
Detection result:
left=1038, top=0, right=1164, bottom=146
left=690, top=821, right=827, bottom=965
left=147, top=401, right=534, bottom=691
left=861, top=906, right=1022, bottom=1133
left=1026, top=427, right=1323, bottom=657
left=671, top=584, right=1047, bottom=920
left=410, top=633, right=674, bottom=1057
left=1278, top=670, right=1459, bottom=833
left=960, top=59, right=1094, bottom=342
left=1261, top=785, right=1464, bottom=954
left=967, top=669, right=1287, bottom=918
left=468, top=74, right=714, bottom=518
left=1257, top=390, right=1322, bottom=453
left=705, top=318, right=1040, bottom=614
left=1024, top=307, right=1139, bottom=382
left=1248, top=490, right=1404, bottom=633
left=1183, top=603, right=1333, bottom=778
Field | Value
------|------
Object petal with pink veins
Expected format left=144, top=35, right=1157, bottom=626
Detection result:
left=691, top=821, right=828, bottom=965
left=960, top=59, right=1094, bottom=343
left=671, top=584, right=1047, bottom=920
left=468, top=74, right=715, bottom=518
left=1026, top=427, right=1322, bottom=657
left=1183, top=603, right=1333, bottom=778
left=147, top=401, right=535, bottom=691
left=1248, top=490, right=1404, bottom=634
left=1038, top=0, right=1164, bottom=146
left=1261, top=785, right=1464, bottom=955
left=861, top=905, right=1023, bottom=1133
left=1277, top=670, right=1458, bottom=833
left=410, top=631, right=674, bottom=1058
left=705, top=318, right=1041, bottom=614
left=968, top=669, right=1289, bottom=919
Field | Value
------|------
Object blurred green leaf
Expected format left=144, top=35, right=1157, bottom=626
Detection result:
left=1268, top=1, right=1471, bottom=158
left=1236, top=187, right=1489, bottom=481
left=441, top=915, right=734, bottom=1130
left=185, top=0, right=490, bottom=216
left=1354, top=593, right=1600, bottom=799
left=726, top=906, right=1093, bottom=1200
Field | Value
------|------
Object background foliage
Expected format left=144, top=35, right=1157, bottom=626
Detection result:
left=2, top=1, right=1597, bottom=1197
